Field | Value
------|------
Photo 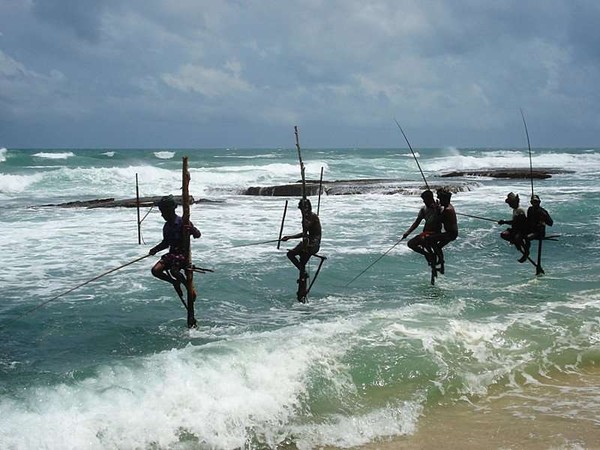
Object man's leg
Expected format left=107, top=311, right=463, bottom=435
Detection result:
left=152, top=260, right=176, bottom=283
left=287, top=249, right=303, bottom=271
left=168, top=269, right=186, bottom=297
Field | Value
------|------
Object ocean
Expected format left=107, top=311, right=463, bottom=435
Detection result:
left=0, top=146, right=599, bottom=449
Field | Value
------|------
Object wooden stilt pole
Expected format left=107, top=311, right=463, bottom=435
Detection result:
left=536, top=238, right=544, bottom=276
left=182, top=157, right=197, bottom=328
left=136, top=174, right=142, bottom=245
left=277, top=200, right=288, bottom=250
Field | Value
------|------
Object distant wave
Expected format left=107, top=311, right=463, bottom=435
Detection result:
left=33, top=151, right=75, bottom=160
left=154, top=151, right=175, bottom=159
left=102, top=151, right=115, bottom=157
left=215, top=154, right=278, bottom=159
left=0, top=147, right=6, bottom=163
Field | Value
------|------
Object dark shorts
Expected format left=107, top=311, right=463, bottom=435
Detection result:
left=290, top=240, right=320, bottom=256
left=161, top=252, right=186, bottom=271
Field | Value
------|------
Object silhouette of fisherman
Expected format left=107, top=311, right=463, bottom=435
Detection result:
left=281, top=198, right=322, bottom=287
left=149, top=195, right=201, bottom=298
left=426, top=189, right=458, bottom=273
left=498, top=192, right=530, bottom=263
left=526, top=194, right=554, bottom=240
left=402, top=190, right=442, bottom=266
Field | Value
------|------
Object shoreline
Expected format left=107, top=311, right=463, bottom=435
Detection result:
left=357, top=366, right=600, bottom=449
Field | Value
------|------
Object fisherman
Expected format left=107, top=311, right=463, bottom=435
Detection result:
left=281, top=198, right=322, bottom=285
left=498, top=192, right=530, bottom=263
left=526, top=194, right=554, bottom=240
left=402, top=190, right=442, bottom=265
left=427, top=189, right=458, bottom=272
left=149, top=195, right=201, bottom=298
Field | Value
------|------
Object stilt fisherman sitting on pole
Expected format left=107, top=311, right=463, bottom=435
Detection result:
left=282, top=198, right=322, bottom=286
left=149, top=195, right=201, bottom=298
left=427, top=189, right=458, bottom=273
left=498, top=192, right=530, bottom=263
left=526, top=194, right=553, bottom=240
left=402, top=190, right=442, bottom=266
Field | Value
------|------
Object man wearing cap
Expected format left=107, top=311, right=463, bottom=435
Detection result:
left=149, top=195, right=201, bottom=297
left=402, top=190, right=442, bottom=265
left=526, top=195, right=553, bottom=240
left=427, top=189, right=458, bottom=272
left=281, top=198, right=322, bottom=285
left=498, top=192, right=530, bottom=263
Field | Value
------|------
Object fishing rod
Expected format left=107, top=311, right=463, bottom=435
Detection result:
left=317, top=166, right=324, bottom=216
left=394, top=119, right=430, bottom=191
left=294, top=126, right=307, bottom=200
left=231, top=238, right=283, bottom=249
left=345, top=237, right=405, bottom=287
left=520, top=108, right=535, bottom=198
left=456, top=212, right=498, bottom=223
left=2, top=254, right=152, bottom=327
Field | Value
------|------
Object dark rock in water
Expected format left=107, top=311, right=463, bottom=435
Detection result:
left=439, top=168, right=573, bottom=179
left=244, top=178, right=473, bottom=196
left=245, top=184, right=322, bottom=197
left=37, top=195, right=217, bottom=208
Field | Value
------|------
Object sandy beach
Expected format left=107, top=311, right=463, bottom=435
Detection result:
left=360, top=366, right=600, bottom=449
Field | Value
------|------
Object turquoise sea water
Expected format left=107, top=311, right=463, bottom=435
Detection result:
left=0, top=146, right=599, bottom=449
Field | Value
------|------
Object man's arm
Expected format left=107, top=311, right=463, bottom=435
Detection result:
left=403, top=217, right=422, bottom=239
left=149, top=240, right=168, bottom=255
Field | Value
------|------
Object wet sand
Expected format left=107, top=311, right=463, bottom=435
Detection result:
left=360, top=367, right=600, bottom=449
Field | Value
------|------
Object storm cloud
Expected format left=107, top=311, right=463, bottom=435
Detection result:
left=1, top=0, right=599, bottom=148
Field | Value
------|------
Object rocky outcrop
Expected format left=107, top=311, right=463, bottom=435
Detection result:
left=439, top=168, right=572, bottom=179
left=37, top=195, right=217, bottom=208
left=244, top=179, right=473, bottom=196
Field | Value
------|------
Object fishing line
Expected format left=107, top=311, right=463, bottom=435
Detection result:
left=2, top=254, right=151, bottom=327
left=456, top=212, right=498, bottom=223
left=345, top=237, right=405, bottom=287
left=394, top=118, right=430, bottom=191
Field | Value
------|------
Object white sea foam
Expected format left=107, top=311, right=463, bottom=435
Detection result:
left=0, top=172, right=43, bottom=194
left=426, top=150, right=600, bottom=173
left=32, top=151, right=75, bottom=160
left=0, top=318, right=380, bottom=449
left=0, top=147, right=7, bottom=162
left=154, top=151, right=176, bottom=159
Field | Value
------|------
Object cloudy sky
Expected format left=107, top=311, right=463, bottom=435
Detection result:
left=1, top=0, right=599, bottom=148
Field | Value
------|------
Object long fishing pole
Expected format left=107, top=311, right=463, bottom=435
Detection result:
left=345, top=237, right=405, bottom=287
left=394, top=119, right=430, bottom=191
left=231, top=239, right=282, bottom=249
left=317, top=166, right=324, bottom=216
left=294, top=126, right=307, bottom=200
left=3, top=254, right=152, bottom=327
left=520, top=108, right=535, bottom=197
left=456, top=212, right=498, bottom=223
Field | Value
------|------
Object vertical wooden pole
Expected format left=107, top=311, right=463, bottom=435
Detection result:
left=136, top=174, right=141, bottom=244
left=294, top=126, right=307, bottom=200
left=536, top=238, right=544, bottom=276
left=277, top=200, right=288, bottom=250
left=317, top=166, right=323, bottom=216
left=182, top=157, right=197, bottom=328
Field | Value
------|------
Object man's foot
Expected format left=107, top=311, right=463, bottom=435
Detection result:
left=518, top=253, right=529, bottom=263
left=438, top=260, right=445, bottom=275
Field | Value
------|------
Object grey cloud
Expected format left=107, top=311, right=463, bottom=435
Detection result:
left=2, top=0, right=600, bottom=148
